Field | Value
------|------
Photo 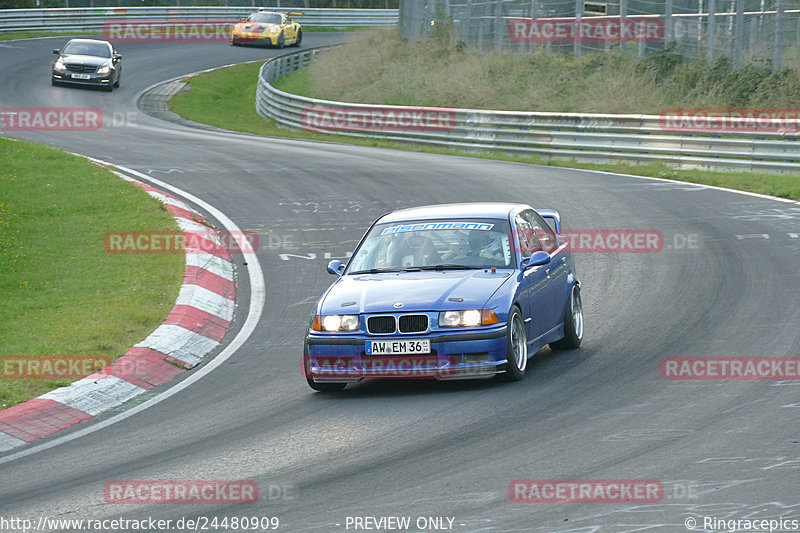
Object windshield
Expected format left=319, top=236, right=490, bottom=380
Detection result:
left=248, top=13, right=282, bottom=24
left=62, top=41, right=111, bottom=58
left=347, top=219, right=513, bottom=274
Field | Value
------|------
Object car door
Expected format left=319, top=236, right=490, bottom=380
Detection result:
left=282, top=15, right=296, bottom=41
left=522, top=209, right=568, bottom=334
left=514, top=212, right=551, bottom=341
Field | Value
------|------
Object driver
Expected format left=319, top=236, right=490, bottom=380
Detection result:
left=468, top=230, right=505, bottom=261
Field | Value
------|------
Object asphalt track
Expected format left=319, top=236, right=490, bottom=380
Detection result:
left=1, top=33, right=800, bottom=533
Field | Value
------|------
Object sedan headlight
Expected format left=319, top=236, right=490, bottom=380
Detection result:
left=96, top=66, right=110, bottom=74
left=439, top=309, right=499, bottom=327
left=313, top=314, right=360, bottom=332
left=54, top=60, right=65, bottom=70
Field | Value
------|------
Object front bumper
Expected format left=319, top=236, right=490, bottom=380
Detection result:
left=305, top=327, right=508, bottom=382
left=52, top=70, right=112, bottom=87
left=231, top=32, right=276, bottom=45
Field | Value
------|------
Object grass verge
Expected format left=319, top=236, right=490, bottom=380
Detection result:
left=169, top=60, right=800, bottom=201
left=0, top=138, right=184, bottom=410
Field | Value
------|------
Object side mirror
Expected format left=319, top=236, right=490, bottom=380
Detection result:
left=52, top=49, right=60, bottom=54
left=326, top=259, right=345, bottom=276
left=521, top=251, right=551, bottom=269
left=113, top=53, right=122, bottom=60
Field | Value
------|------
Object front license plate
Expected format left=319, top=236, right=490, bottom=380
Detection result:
left=366, top=339, right=431, bottom=355
left=72, top=74, right=91, bottom=79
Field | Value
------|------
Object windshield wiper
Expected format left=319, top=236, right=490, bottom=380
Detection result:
left=413, top=264, right=479, bottom=271
left=349, top=267, right=405, bottom=274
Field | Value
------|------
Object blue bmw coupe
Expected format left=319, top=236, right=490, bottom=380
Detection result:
left=303, top=203, right=583, bottom=391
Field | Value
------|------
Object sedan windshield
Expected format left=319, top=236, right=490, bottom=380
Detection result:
left=62, top=42, right=111, bottom=58
left=248, top=13, right=282, bottom=24
left=348, top=219, right=513, bottom=274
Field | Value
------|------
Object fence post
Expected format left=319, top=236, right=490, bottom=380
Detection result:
left=620, top=0, right=627, bottom=54
left=665, top=0, right=673, bottom=44
left=773, top=0, right=784, bottom=71
left=461, top=0, right=473, bottom=47
left=574, top=0, right=581, bottom=56
left=494, top=0, right=503, bottom=50
left=707, top=0, right=715, bottom=61
left=733, top=0, right=744, bottom=68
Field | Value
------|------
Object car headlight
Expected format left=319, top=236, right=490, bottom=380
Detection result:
left=439, top=309, right=499, bottom=327
left=312, top=314, right=360, bottom=332
left=96, top=66, right=110, bottom=74
left=269, top=26, right=280, bottom=33
left=54, top=60, right=65, bottom=70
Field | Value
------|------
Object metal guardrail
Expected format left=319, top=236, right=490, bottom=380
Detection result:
left=0, top=7, right=398, bottom=33
left=257, top=46, right=800, bottom=174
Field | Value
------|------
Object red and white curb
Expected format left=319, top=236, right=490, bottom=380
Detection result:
left=0, top=174, right=236, bottom=452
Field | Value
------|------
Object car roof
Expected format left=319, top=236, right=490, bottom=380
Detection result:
left=255, top=10, right=282, bottom=15
left=378, top=202, right=530, bottom=223
left=66, top=38, right=111, bottom=45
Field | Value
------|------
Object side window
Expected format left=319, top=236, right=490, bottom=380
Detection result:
left=524, top=210, right=557, bottom=253
left=514, top=213, right=535, bottom=258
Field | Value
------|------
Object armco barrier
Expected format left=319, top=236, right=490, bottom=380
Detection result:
left=0, top=7, right=397, bottom=33
left=256, top=47, right=800, bottom=174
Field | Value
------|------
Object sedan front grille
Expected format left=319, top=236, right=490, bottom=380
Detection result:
left=66, top=64, right=97, bottom=73
left=367, top=316, right=396, bottom=334
left=399, top=314, right=428, bottom=333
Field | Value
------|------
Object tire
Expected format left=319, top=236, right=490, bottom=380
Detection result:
left=550, top=284, right=583, bottom=350
left=294, top=28, right=302, bottom=47
left=113, top=76, right=120, bottom=88
left=276, top=31, right=285, bottom=49
left=504, top=306, right=527, bottom=381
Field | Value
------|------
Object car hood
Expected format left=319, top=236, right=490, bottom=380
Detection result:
left=238, top=22, right=278, bottom=31
left=59, top=54, right=109, bottom=67
left=320, top=270, right=513, bottom=314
